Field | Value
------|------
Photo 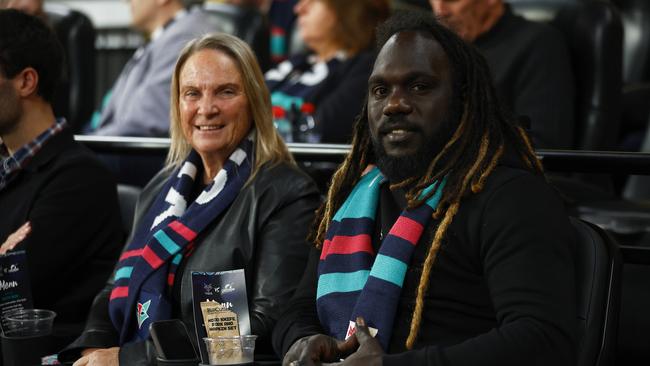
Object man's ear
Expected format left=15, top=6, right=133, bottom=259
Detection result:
left=13, top=68, right=39, bottom=98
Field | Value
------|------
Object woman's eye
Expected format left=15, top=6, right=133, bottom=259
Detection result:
left=218, top=89, right=237, bottom=98
left=184, top=90, right=199, bottom=98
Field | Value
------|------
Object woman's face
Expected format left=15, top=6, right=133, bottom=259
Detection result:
left=294, top=0, right=338, bottom=50
left=179, top=49, right=252, bottom=169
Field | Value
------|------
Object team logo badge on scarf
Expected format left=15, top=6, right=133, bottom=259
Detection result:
left=136, top=300, right=151, bottom=329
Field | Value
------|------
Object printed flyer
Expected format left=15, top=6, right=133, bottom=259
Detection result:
left=191, top=269, right=250, bottom=363
left=0, top=250, right=33, bottom=330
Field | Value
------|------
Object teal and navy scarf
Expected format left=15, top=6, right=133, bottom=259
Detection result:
left=108, top=135, right=253, bottom=344
left=316, top=167, right=445, bottom=349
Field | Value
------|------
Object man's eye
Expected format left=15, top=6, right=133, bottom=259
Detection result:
left=371, top=86, right=387, bottom=97
left=411, top=83, right=430, bottom=92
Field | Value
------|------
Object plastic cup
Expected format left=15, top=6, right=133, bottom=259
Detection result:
left=2, top=309, right=56, bottom=338
left=203, top=335, right=257, bottom=365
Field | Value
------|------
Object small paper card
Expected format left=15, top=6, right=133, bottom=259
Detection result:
left=0, top=250, right=33, bottom=330
left=191, top=269, right=250, bottom=363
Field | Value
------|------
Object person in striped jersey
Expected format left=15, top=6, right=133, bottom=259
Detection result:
left=273, top=10, right=577, bottom=366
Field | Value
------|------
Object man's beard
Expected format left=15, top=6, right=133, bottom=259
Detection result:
left=372, top=137, right=440, bottom=184
left=371, top=122, right=449, bottom=183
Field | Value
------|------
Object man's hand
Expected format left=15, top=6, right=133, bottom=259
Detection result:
left=283, top=333, right=358, bottom=366
left=72, top=347, right=119, bottom=366
left=0, top=222, right=31, bottom=255
left=325, top=317, right=384, bottom=366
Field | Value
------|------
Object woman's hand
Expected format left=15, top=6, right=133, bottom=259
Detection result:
left=72, top=347, right=119, bottom=366
left=0, top=222, right=31, bottom=254
left=283, top=333, right=357, bottom=366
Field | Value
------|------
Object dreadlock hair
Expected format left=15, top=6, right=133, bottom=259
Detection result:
left=309, top=10, right=544, bottom=350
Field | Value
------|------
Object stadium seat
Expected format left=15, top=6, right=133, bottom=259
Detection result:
left=511, top=0, right=623, bottom=151
left=44, top=2, right=96, bottom=133
left=613, top=0, right=650, bottom=142
left=616, top=257, right=650, bottom=365
left=509, top=1, right=649, bottom=235
left=571, top=218, right=622, bottom=366
left=612, top=0, right=650, bottom=201
left=117, top=184, right=141, bottom=238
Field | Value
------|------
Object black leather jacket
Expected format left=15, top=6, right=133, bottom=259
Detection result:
left=60, top=161, right=320, bottom=365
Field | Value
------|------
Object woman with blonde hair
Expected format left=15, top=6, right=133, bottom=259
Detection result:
left=61, top=33, right=319, bottom=365
left=265, top=0, right=390, bottom=143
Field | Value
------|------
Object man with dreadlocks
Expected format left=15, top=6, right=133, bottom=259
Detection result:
left=272, top=10, right=577, bottom=366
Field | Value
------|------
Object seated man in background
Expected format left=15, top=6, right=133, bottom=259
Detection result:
left=273, top=10, right=577, bottom=366
left=430, top=0, right=575, bottom=149
left=89, top=0, right=210, bottom=137
left=3, top=0, right=96, bottom=131
left=0, top=9, right=123, bottom=341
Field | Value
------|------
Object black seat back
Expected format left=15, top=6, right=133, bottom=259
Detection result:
left=613, top=0, right=650, bottom=85
left=117, top=184, right=142, bottom=239
left=202, top=2, right=271, bottom=71
left=571, top=218, right=622, bottom=366
left=44, top=3, right=96, bottom=132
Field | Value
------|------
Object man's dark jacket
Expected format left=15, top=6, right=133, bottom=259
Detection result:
left=0, top=130, right=124, bottom=341
left=274, top=160, right=578, bottom=366
left=476, top=5, right=575, bottom=149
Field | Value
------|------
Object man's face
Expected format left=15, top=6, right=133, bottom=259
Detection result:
left=0, top=74, right=22, bottom=136
left=429, top=0, right=494, bottom=41
left=368, top=31, right=454, bottom=182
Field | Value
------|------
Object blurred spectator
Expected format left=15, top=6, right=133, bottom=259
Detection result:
left=87, top=0, right=210, bottom=137
left=430, top=0, right=575, bottom=149
left=1, top=0, right=45, bottom=19
left=214, top=0, right=299, bottom=65
left=265, top=0, right=390, bottom=143
left=2, top=0, right=96, bottom=132
left=0, top=9, right=123, bottom=341
left=267, top=0, right=299, bottom=64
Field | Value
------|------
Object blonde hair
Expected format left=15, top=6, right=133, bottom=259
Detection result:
left=167, top=33, right=294, bottom=177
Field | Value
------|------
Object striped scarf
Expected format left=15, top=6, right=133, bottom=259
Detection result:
left=316, top=167, right=445, bottom=350
left=108, top=136, right=253, bottom=344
